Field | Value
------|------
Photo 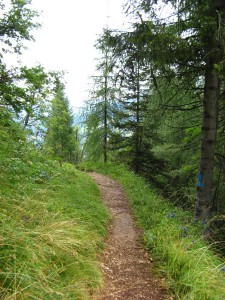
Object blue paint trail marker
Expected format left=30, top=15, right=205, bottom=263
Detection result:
left=197, top=173, right=204, bottom=190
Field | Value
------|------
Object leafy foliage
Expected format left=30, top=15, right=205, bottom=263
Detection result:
left=0, top=0, right=40, bottom=53
left=0, top=0, right=40, bottom=111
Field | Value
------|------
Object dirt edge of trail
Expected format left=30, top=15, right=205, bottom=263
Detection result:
left=89, top=172, right=171, bottom=300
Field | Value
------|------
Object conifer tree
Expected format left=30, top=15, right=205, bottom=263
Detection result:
left=45, top=80, right=80, bottom=163
left=104, top=28, right=152, bottom=172
left=84, top=29, right=116, bottom=162
left=126, top=0, right=225, bottom=223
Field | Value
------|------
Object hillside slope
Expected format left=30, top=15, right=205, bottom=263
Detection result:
left=0, top=145, right=109, bottom=299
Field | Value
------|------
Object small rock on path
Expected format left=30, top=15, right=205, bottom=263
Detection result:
left=89, top=172, right=168, bottom=300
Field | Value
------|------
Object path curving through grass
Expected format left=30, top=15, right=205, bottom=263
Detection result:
left=90, top=172, right=168, bottom=300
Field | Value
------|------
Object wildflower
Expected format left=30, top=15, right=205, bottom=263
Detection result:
left=167, top=212, right=176, bottom=218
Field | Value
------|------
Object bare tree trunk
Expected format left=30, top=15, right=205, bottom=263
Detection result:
left=23, top=111, right=31, bottom=129
left=195, top=0, right=223, bottom=223
left=103, top=45, right=109, bottom=163
left=135, top=61, right=141, bottom=173
left=195, top=63, right=219, bottom=222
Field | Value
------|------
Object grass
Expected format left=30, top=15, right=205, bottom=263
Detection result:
left=0, top=146, right=109, bottom=299
left=79, top=161, right=225, bottom=300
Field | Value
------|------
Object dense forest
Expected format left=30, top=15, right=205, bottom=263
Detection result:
left=84, top=0, right=225, bottom=242
left=1, top=0, right=225, bottom=299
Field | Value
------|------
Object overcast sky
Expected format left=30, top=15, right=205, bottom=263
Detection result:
left=20, top=0, right=128, bottom=111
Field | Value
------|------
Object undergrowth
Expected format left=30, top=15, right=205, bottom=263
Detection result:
left=0, top=142, right=109, bottom=299
left=79, top=161, right=225, bottom=300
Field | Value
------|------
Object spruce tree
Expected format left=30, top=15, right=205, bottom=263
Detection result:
left=126, top=0, right=225, bottom=223
left=45, top=81, right=79, bottom=163
left=84, top=29, right=117, bottom=162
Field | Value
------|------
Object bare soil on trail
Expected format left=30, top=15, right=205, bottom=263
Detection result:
left=89, top=172, right=169, bottom=300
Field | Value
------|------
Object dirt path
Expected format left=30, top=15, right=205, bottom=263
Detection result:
left=89, top=172, right=168, bottom=300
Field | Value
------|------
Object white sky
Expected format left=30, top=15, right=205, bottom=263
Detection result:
left=20, top=0, right=128, bottom=111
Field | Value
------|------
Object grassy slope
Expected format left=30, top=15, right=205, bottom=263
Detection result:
left=0, top=148, right=109, bottom=299
left=80, top=162, right=225, bottom=300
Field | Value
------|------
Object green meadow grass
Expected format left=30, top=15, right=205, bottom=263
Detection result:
left=79, top=161, right=225, bottom=300
left=0, top=150, right=109, bottom=299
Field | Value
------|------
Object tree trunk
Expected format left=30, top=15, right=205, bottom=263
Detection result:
left=195, top=0, right=223, bottom=223
left=103, top=48, right=108, bottom=163
left=195, top=63, right=219, bottom=222
left=103, top=84, right=108, bottom=163
left=134, top=61, right=141, bottom=173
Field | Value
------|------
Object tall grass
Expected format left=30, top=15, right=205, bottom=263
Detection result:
left=79, top=162, right=225, bottom=300
left=0, top=147, right=109, bottom=299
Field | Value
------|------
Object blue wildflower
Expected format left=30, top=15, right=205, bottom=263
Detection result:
left=167, top=212, right=176, bottom=218
left=179, top=226, right=188, bottom=238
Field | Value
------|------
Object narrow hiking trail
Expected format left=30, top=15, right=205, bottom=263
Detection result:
left=89, top=173, right=169, bottom=300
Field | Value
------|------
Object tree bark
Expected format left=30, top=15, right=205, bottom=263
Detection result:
left=195, top=63, right=219, bottom=222
left=195, top=0, right=223, bottom=223
left=103, top=46, right=108, bottom=163
left=135, top=61, right=141, bottom=173
left=103, top=78, right=108, bottom=163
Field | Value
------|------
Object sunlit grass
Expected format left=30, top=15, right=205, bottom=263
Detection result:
left=80, top=161, right=225, bottom=300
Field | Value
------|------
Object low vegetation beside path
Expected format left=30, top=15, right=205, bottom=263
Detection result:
left=0, top=146, right=109, bottom=299
left=1, top=139, right=225, bottom=300
left=80, top=162, right=225, bottom=300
